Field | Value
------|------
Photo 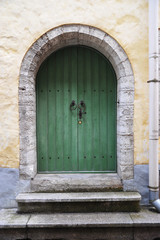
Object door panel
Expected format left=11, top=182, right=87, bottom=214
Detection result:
left=36, top=46, right=116, bottom=173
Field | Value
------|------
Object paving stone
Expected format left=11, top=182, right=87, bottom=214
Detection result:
left=0, top=208, right=30, bottom=228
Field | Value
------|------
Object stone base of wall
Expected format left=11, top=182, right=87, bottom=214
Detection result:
left=0, top=165, right=156, bottom=208
left=123, top=165, right=150, bottom=205
left=0, top=168, right=30, bottom=209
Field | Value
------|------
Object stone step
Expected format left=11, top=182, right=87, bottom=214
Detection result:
left=16, top=192, right=141, bottom=213
left=1, top=208, right=160, bottom=240
left=31, top=173, right=123, bottom=192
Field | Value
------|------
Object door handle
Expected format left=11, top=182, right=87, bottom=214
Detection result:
left=70, top=100, right=77, bottom=110
left=78, top=100, right=86, bottom=119
left=70, top=100, right=86, bottom=121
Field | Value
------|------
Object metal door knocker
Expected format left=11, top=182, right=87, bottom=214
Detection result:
left=70, top=100, right=87, bottom=123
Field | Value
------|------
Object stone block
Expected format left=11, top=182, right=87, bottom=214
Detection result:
left=115, top=62, right=126, bottom=79
left=118, top=89, right=134, bottom=104
left=117, top=134, right=134, bottom=147
left=117, top=119, right=133, bottom=135
left=108, top=50, right=122, bottom=67
left=78, top=25, right=90, bottom=35
left=21, top=136, right=36, bottom=151
left=100, top=40, right=114, bottom=58
left=117, top=105, right=134, bottom=120
left=27, top=211, right=133, bottom=228
left=103, top=34, right=119, bottom=51
left=118, top=75, right=134, bottom=90
left=31, top=173, right=122, bottom=193
left=117, top=149, right=134, bottom=166
left=47, top=27, right=63, bottom=41
left=0, top=229, right=27, bottom=240
left=20, top=149, right=36, bottom=166
left=0, top=209, right=29, bottom=228
left=62, top=32, right=79, bottom=41
left=121, top=59, right=133, bottom=76
left=134, top=227, right=160, bottom=240
left=120, top=165, right=134, bottom=180
left=131, top=208, right=160, bottom=226
left=89, top=28, right=106, bottom=41
left=20, top=164, right=35, bottom=180
left=61, top=24, right=80, bottom=33
left=35, top=33, right=49, bottom=49
left=16, top=192, right=141, bottom=213
left=28, top=227, right=133, bottom=240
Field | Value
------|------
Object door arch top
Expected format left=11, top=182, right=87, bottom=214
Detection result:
left=19, top=24, right=134, bottom=182
left=20, top=24, right=132, bottom=81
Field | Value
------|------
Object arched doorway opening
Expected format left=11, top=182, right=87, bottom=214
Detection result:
left=19, top=24, right=134, bottom=188
left=36, top=45, right=117, bottom=173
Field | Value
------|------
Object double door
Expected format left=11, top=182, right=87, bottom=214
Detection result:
left=36, top=46, right=116, bottom=173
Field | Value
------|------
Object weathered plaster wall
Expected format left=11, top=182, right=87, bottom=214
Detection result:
left=0, top=0, right=149, bottom=168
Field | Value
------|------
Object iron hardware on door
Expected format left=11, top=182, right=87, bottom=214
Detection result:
left=70, top=100, right=86, bottom=122
left=70, top=100, right=77, bottom=110
left=78, top=100, right=86, bottom=120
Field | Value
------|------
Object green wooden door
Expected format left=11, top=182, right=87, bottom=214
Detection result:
left=36, top=46, right=117, bottom=173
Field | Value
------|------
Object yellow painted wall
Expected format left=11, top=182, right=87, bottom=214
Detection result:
left=0, top=0, right=150, bottom=168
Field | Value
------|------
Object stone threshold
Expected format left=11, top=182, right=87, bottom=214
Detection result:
left=31, top=173, right=123, bottom=192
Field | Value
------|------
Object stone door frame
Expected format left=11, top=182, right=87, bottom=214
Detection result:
left=19, top=24, right=134, bottom=183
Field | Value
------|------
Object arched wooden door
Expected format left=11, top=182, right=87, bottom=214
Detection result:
left=36, top=46, right=117, bottom=173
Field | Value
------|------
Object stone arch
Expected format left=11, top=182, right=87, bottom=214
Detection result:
left=19, top=24, right=134, bottom=183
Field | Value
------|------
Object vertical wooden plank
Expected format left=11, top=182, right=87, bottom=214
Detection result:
left=91, top=50, right=100, bottom=171
left=70, top=46, right=78, bottom=171
left=54, top=49, right=64, bottom=171
left=107, top=64, right=117, bottom=171
left=99, top=58, right=108, bottom=171
left=63, top=47, right=70, bottom=171
left=47, top=54, right=56, bottom=171
left=36, top=61, right=48, bottom=172
left=63, top=47, right=77, bottom=171
left=83, top=47, right=92, bottom=171
left=77, top=46, right=85, bottom=171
